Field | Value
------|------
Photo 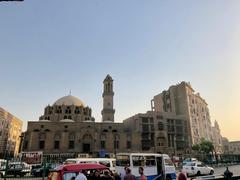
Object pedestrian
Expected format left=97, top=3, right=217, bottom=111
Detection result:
left=120, top=166, right=127, bottom=180
left=93, top=171, right=101, bottom=180
left=138, top=167, right=147, bottom=180
left=177, top=170, right=187, bottom=180
left=124, top=168, right=136, bottom=180
left=100, top=170, right=114, bottom=180
left=76, top=170, right=88, bottom=180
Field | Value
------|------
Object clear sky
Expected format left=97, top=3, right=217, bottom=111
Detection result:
left=0, top=1, right=239, bottom=141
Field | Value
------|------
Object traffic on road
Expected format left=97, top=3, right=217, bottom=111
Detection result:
left=0, top=155, right=239, bottom=179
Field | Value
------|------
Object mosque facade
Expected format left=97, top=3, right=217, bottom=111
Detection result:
left=23, top=75, right=190, bottom=161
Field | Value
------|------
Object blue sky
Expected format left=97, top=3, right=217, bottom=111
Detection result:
left=0, top=0, right=240, bottom=140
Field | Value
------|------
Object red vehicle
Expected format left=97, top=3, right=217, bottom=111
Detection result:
left=48, top=163, right=108, bottom=180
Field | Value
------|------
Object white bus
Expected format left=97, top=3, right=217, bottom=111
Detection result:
left=64, top=158, right=116, bottom=172
left=116, top=153, right=176, bottom=180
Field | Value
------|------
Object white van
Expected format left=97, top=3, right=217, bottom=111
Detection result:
left=64, top=158, right=116, bottom=172
left=116, top=153, right=176, bottom=180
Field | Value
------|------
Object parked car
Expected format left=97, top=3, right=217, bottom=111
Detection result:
left=0, top=162, right=31, bottom=177
left=182, top=161, right=214, bottom=177
left=31, top=163, right=54, bottom=177
left=48, top=163, right=108, bottom=180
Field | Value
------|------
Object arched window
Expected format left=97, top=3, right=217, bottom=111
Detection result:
left=68, top=133, right=75, bottom=149
left=114, top=134, right=120, bottom=149
left=158, top=122, right=164, bottom=131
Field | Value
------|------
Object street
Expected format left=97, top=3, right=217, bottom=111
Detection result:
left=1, top=164, right=240, bottom=179
left=212, top=164, right=240, bottom=176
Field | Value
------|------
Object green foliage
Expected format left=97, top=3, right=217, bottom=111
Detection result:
left=192, top=144, right=200, bottom=151
left=192, top=138, right=214, bottom=154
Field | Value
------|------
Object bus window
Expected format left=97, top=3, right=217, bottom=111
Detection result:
left=65, top=160, right=77, bottom=164
left=116, top=155, right=130, bottom=166
left=132, top=156, right=145, bottom=167
left=112, top=160, right=116, bottom=167
left=99, top=161, right=110, bottom=167
left=145, top=156, right=156, bottom=166
left=164, top=158, right=174, bottom=166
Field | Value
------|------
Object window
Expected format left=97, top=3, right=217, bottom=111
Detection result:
left=23, top=141, right=28, bottom=150
left=69, top=140, right=75, bottom=149
left=150, top=118, right=154, bottom=123
left=116, top=155, right=130, bottom=166
left=127, top=141, right=131, bottom=149
left=132, top=156, right=145, bottom=166
left=150, top=124, right=154, bottom=131
left=99, top=161, right=110, bottom=167
left=114, top=140, right=119, bottom=149
left=146, top=156, right=156, bottom=166
left=142, top=117, right=148, bottom=123
left=142, top=124, right=149, bottom=132
left=100, top=141, right=105, bottom=149
left=54, top=141, right=60, bottom=149
left=39, top=140, right=45, bottom=149
left=142, top=140, right=151, bottom=150
left=164, top=159, right=174, bottom=166
left=158, top=122, right=164, bottom=130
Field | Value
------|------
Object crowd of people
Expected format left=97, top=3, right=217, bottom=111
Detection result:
left=71, top=167, right=147, bottom=180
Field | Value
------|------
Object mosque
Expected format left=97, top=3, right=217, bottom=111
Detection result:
left=22, top=75, right=189, bottom=161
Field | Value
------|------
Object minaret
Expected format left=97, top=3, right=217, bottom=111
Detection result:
left=101, top=74, right=115, bottom=122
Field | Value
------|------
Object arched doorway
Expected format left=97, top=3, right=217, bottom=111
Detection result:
left=82, top=134, right=93, bottom=153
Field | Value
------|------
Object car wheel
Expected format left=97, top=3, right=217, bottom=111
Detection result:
left=196, top=171, right=201, bottom=176
left=210, top=170, right=214, bottom=175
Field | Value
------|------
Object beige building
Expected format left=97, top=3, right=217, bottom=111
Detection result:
left=222, top=137, right=230, bottom=154
left=211, top=120, right=223, bottom=154
left=0, top=107, right=23, bottom=158
left=151, top=82, right=217, bottom=147
left=123, top=111, right=190, bottom=156
left=229, top=141, right=240, bottom=155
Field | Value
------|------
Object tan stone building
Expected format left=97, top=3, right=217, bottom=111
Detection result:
left=211, top=120, right=223, bottom=154
left=0, top=107, right=23, bottom=158
left=151, top=82, right=217, bottom=147
left=123, top=111, right=190, bottom=156
left=229, top=141, right=240, bottom=155
left=23, top=76, right=193, bottom=161
left=23, top=75, right=129, bottom=160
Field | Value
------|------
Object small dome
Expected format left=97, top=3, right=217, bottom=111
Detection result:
left=54, top=95, right=84, bottom=106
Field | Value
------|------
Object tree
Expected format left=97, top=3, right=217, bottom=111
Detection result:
left=199, top=138, right=214, bottom=154
left=192, top=138, right=214, bottom=154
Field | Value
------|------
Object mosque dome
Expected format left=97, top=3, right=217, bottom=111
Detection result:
left=54, top=95, right=85, bottom=106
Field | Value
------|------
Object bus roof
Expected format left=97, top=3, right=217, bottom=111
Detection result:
left=55, top=163, right=108, bottom=171
left=116, top=153, right=169, bottom=157
left=65, top=158, right=115, bottom=161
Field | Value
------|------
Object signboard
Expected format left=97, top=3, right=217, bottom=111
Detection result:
left=21, top=151, right=43, bottom=165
